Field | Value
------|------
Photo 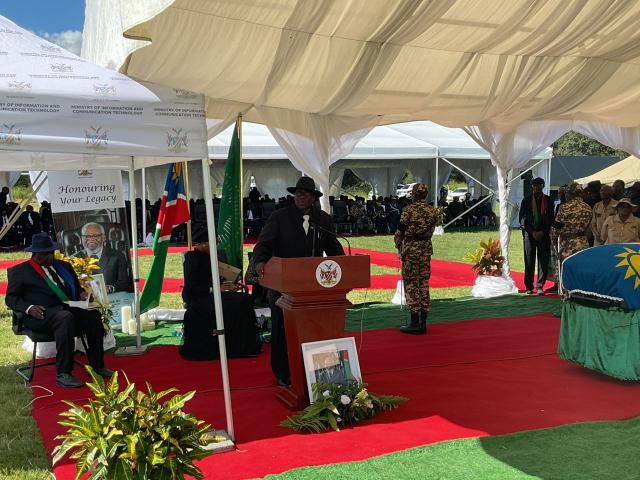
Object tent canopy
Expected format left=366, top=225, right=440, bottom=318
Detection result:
left=575, top=155, right=640, bottom=186
left=83, top=0, right=640, bottom=133
left=0, top=14, right=207, bottom=171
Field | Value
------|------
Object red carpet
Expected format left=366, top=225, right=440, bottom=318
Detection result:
left=351, top=247, right=536, bottom=289
left=29, top=314, right=640, bottom=479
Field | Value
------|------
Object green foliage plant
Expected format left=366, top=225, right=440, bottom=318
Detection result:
left=464, top=238, right=504, bottom=276
left=281, top=382, right=407, bottom=433
left=52, top=366, right=222, bottom=479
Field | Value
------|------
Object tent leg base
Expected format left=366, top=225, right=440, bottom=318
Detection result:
left=114, top=345, right=148, bottom=356
left=202, top=429, right=235, bottom=453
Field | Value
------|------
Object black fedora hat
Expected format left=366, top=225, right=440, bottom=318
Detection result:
left=25, top=232, right=62, bottom=253
left=531, top=177, right=545, bottom=186
left=286, top=176, right=323, bottom=198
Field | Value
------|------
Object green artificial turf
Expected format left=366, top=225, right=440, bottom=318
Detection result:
left=264, top=416, right=640, bottom=480
left=346, top=294, right=561, bottom=330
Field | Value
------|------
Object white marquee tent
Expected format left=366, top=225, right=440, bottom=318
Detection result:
left=82, top=0, right=640, bottom=291
left=0, top=15, right=236, bottom=438
left=575, top=155, right=640, bottom=187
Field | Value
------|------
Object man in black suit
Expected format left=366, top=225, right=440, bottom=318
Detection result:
left=19, top=205, right=42, bottom=247
left=76, top=222, right=132, bottom=293
left=253, top=177, right=344, bottom=386
left=5, top=233, right=112, bottom=387
left=519, top=177, right=554, bottom=295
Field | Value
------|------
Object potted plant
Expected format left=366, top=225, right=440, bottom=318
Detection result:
left=464, top=238, right=504, bottom=277
left=53, top=367, right=222, bottom=479
left=464, top=239, right=518, bottom=298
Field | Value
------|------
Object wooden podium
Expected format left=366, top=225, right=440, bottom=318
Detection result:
left=260, top=255, right=370, bottom=409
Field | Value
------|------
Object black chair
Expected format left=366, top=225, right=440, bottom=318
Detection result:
left=11, top=311, right=88, bottom=383
left=332, top=200, right=352, bottom=234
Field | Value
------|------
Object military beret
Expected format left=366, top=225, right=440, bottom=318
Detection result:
left=412, top=183, right=429, bottom=198
left=565, top=182, right=583, bottom=195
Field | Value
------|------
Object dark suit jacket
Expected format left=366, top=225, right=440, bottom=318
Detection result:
left=252, top=204, right=344, bottom=265
left=6, top=260, right=81, bottom=323
left=519, top=194, right=554, bottom=236
left=78, top=245, right=132, bottom=292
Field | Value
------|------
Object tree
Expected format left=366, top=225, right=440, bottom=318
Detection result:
left=552, top=131, right=628, bottom=157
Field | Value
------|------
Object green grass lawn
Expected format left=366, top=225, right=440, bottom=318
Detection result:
left=0, top=230, right=588, bottom=479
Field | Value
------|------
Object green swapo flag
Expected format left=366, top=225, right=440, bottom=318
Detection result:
left=217, top=120, right=242, bottom=269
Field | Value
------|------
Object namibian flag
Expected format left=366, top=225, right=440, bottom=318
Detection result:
left=562, top=244, right=640, bottom=310
left=140, top=163, right=190, bottom=313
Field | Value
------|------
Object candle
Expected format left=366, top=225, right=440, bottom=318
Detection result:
left=121, top=306, right=132, bottom=334
left=128, top=318, right=138, bottom=336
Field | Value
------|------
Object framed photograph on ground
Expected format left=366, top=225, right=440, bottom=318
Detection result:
left=302, top=337, right=362, bottom=401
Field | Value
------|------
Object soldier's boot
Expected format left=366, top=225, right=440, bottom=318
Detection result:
left=400, top=312, right=423, bottom=335
left=419, top=311, right=428, bottom=334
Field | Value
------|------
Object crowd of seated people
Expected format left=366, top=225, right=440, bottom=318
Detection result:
left=0, top=194, right=55, bottom=250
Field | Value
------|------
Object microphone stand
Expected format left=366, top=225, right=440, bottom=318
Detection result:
left=310, top=221, right=352, bottom=256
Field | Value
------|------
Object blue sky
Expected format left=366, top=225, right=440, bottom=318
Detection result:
left=0, top=0, right=85, bottom=54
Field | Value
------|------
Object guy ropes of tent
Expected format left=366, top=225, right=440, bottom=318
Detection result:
left=82, top=0, right=640, bottom=284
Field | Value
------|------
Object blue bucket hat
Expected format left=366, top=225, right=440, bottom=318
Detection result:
left=25, top=232, right=62, bottom=252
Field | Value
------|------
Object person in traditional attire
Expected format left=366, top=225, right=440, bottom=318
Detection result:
left=519, top=177, right=554, bottom=295
left=5, top=233, right=111, bottom=387
left=394, top=183, right=437, bottom=334
left=252, top=176, right=344, bottom=386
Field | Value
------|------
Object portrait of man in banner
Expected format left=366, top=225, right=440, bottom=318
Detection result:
left=54, top=208, right=134, bottom=294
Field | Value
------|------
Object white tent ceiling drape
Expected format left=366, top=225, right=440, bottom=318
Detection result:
left=81, top=0, right=640, bottom=295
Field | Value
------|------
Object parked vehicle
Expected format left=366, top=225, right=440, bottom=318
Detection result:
left=447, top=187, right=468, bottom=202
left=396, top=183, right=416, bottom=197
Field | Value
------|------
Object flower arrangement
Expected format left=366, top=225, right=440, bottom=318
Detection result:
left=55, top=252, right=100, bottom=290
left=281, top=382, right=407, bottom=433
left=55, top=252, right=112, bottom=333
left=53, top=367, right=222, bottom=479
left=464, top=238, right=504, bottom=276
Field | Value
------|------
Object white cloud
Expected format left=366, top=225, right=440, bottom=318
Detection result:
left=39, top=30, right=83, bottom=56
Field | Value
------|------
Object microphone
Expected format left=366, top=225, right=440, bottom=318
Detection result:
left=310, top=221, right=352, bottom=256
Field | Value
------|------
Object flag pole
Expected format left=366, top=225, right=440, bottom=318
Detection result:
left=201, top=156, right=235, bottom=440
left=183, top=160, right=192, bottom=249
left=237, top=113, right=243, bottom=273
left=141, top=167, right=147, bottom=244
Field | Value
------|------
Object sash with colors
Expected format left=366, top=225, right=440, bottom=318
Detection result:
left=562, top=244, right=640, bottom=310
left=30, top=259, right=78, bottom=301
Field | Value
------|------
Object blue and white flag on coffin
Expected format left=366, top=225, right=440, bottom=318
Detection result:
left=562, top=244, right=640, bottom=310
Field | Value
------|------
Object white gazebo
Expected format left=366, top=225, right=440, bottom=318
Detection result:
left=0, top=14, right=235, bottom=439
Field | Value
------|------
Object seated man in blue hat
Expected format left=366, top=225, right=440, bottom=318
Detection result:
left=5, top=233, right=113, bottom=388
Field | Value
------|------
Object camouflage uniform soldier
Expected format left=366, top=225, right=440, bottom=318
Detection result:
left=394, top=183, right=438, bottom=335
left=551, top=183, right=593, bottom=265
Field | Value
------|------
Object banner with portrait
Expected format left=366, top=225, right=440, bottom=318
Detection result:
left=52, top=207, right=135, bottom=327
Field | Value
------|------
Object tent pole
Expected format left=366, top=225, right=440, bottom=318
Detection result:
left=117, top=157, right=146, bottom=355
left=238, top=113, right=243, bottom=271
left=434, top=150, right=439, bottom=204
left=183, top=161, right=192, bottom=249
left=141, top=167, right=147, bottom=244
left=201, top=156, right=235, bottom=440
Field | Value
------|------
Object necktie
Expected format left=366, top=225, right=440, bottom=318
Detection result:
left=46, top=266, right=69, bottom=295
left=302, top=214, right=310, bottom=235
left=27, top=213, right=33, bottom=225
